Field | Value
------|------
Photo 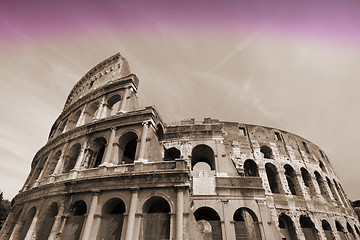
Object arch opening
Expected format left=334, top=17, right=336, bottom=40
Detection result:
left=119, top=132, right=138, bottom=164
left=97, top=198, right=126, bottom=240
left=191, top=144, right=215, bottom=171
left=279, top=214, right=297, bottom=240
left=61, top=201, right=87, bottom=240
left=244, top=159, right=259, bottom=177
left=322, top=220, right=335, bottom=240
left=194, top=207, right=223, bottom=240
left=285, top=164, right=300, bottom=196
left=260, top=145, right=273, bottom=159
left=107, top=94, right=121, bottom=116
left=63, top=143, right=81, bottom=173
left=17, top=207, right=36, bottom=240
left=164, top=147, right=181, bottom=161
left=84, top=101, right=99, bottom=123
left=233, top=208, right=261, bottom=240
left=336, top=221, right=347, bottom=240
left=88, top=137, right=107, bottom=168
left=142, top=197, right=171, bottom=240
left=301, top=168, right=316, bottom=196
left=36, top=202, right=58, bottom=240
left=265, top=163, right=282, bottom=194
left=300, top=216, right=317, bottom=240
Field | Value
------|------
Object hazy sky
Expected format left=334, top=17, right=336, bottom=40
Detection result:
left=1, top=0, right=360, bottom=200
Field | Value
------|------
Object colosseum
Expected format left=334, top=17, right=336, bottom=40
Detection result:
left=1, top=53, right=359, bottom=240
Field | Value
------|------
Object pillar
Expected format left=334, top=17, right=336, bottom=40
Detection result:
left=176, top=188, right=184, bottom=240
left=137, top=121, right=149, bottom=162
left=125, top=189, right=139, bottom=240
left=102, top=128, right=116, bottom=165
left=119, top=87, right=131, bottom=113
left=80, top=191, right=100, bottom=240
left=95, top=96, right=106, bottom=119
left=69, top=139, right=88, bottom=179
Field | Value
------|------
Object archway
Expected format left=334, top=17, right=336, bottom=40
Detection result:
left=119, top=132, right=138, bottom=164
left=191, top=144, right=215, bottom=170
left=233, top=208, right=261, bottom=240
left=63, top=143, right=81, bottom=173
left=84, top=101, right=99, bottom=123
left=97, top=198, right=126, bottom=240
left=301, top=168, right=316, bottom=196
left=244, top=160, right=258, bottom=177
left=300, top=216, right=317, bottom=240
left=265, top=163, right=282, bottom=194
left=142, top=197, right=171, bottom=240
left=36, top=202, right=58, bottom=240
left=61, top=200, right=87, bottom=240
left=88, top=137, right=107, bottom=168
left=347, top=222, right=356, bottom=240
left=284, top=164, right=300, bottom=196
left=194, top=207, right=223, bottom=240
left=107, top=94, right=121, bottom=116
left=336, top=221, right=346, bottom=240
left=279, top=214, right=297, bottom=240
left=164, top=147, right=181, bottom=161
left=260, top=145, right=273, bottom=159
left=322, top=220, right=334, bottom=240
left=17, top=207, right=36, bottom=240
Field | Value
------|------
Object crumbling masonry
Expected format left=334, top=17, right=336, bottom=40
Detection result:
left=1, top=53, right=359, bottom=240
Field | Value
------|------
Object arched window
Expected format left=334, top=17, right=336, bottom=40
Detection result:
left=300, top=216, right=317, bottom=240
left=319, top=161, right=326, bottom=173
left=43, top=150, right=62, bottom=177
left=191, top=145, right=215, bottom=170
left=301, top=168, right=316, bottom=196
left=63, top=143, right=81, bottom=173
left=17, top=207, right=36, bottom=240
left=284, top=164, right=300, bottom=196
left=334, top=180, right=347, bottom=207
left=107, top=94, right=121, bottom=116
left=278, top=214, right=297, bottom=240
left=61, top=200, right=87, bottom=240
left=322, top=220, right=335, bottom=240
left=260, top=145, right=273, bottom=159
left=347, top=223, right=356, bottom=240
left=97, top=198, right=126, bottom=240
left=66, top=110, right=82, bottom=130
left=265, top=163, right=282, bottom=194
left=336, top=221, right=346, bottom=240
left=55, top=118, right=68, bottom=136
left=119, top=132, right=138, bottom=164
left=194, top=207, right=223, bottom=240
left=36, top=202, right=58, bottom=240
left=233, top=208, right=261, bottom=240
left=88, top=137, right=107, bottom=168
left=244, top=159, right=259, bottom=177
left=314, top=171, right=330, bottom=201
left=326, top=177, right=341, bottom=205
left=142, top=197, right=171, bottom=240
left=164, top=147, right=181, bottom=161
left=84, top=101, right=99, bottom=124
left=156, top=124, right=164, bottom=141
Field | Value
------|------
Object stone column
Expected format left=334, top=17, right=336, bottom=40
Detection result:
left=119, top=87, right=131, bottom=113
left=137, top=121, right=149, bottom=162
left=52, top=142, right=69, bottom=175
left=24, top=211, right=39, bottom=240
left=176, top=187, right=184, bottom=240
left=81, top=191, right=100, bottom=240
left=125, top=189, right=139, bottom=240
left=102, top=128, right=116, bottom=165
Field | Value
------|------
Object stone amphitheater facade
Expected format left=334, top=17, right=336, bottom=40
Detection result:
left=1, top=53, right=359, bottom=240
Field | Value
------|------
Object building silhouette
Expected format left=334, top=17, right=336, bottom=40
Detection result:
left=1, top=53, right=359, bottom=240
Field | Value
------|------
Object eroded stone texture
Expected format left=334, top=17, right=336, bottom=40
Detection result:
left=1, top=53, right=359, bottom=240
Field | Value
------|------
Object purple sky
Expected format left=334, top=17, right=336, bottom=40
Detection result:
left=1, top=0, right=360, bottom=200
